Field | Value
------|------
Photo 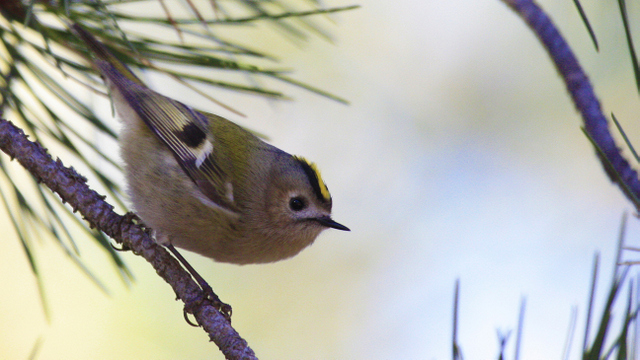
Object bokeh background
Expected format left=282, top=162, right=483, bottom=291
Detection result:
left=2, top=0, right=640, bottom=358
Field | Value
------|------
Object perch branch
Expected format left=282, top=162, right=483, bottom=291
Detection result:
left=0, top=118, right=257, bottom=360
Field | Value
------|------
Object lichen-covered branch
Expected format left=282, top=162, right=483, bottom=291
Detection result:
left=0, top=118, right=257, bottom=360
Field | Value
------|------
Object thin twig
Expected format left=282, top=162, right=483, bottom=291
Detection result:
left=500, top=0, right=640, bottom=211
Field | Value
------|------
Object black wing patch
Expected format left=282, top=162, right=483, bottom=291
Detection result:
left=100, top=63, right=238, bottom=213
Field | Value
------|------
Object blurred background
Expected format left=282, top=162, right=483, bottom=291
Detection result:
left=1, top=0, right=640, bottom=358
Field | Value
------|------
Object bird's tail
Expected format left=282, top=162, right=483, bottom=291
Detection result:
left=70, top=23, right=143, bottom=86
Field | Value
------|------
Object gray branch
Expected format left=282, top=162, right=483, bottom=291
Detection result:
left=0, top=118, right=257, bottom=360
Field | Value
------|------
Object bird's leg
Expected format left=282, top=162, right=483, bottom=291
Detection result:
left=120, top=212, right=233, bottom=322
left=166, top=244, right=232, bottom=323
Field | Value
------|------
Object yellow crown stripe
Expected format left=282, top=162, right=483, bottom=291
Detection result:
left=308, top=161, right=330, bottom=201
left=294, top=156, right=331, bottom=202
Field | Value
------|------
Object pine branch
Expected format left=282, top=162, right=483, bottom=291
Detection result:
left=500, top=0, right=640, bottom=211
left=0, top=118, right=256, bottom=360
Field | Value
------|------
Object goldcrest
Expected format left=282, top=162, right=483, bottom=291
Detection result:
left=72, top=24, right=349, bottom=264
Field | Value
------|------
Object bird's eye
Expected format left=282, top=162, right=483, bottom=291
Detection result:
left=289, top=196, right=307, bottom=211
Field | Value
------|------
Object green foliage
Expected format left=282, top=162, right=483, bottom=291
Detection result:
left=452, top=233, right=639, bottom=359
left=571, top=0, right=598, bottom=51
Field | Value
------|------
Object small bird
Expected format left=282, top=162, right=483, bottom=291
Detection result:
left=71, top=24, right=349, bottom=265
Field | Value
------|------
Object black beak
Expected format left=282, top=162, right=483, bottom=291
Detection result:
left=316, top=216, right=350, bottom=231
